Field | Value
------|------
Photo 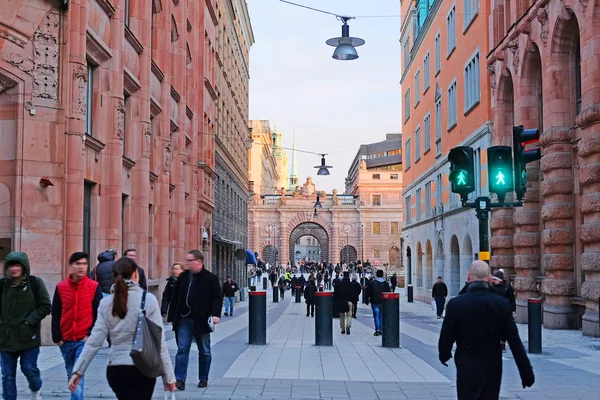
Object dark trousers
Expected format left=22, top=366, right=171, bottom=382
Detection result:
left=106, top=365, right=156, bottom=400
left=306, top=303, right=315, bottom=316
left=279, top=287, right=285, bottom=298
left=434, top=296, right=446, bottom=317
left=352, top=301, right=358, bottom=317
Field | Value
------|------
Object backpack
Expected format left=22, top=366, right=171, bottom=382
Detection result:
left=0, top=276, right=41, bottom=308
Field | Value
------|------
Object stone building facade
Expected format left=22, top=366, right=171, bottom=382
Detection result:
left=212, top=0, right=253, bottom=283
left=400, top=0, right=493, bottom=302
left=488, top=0, right=600, bottom=337
left=0, top=0, right=251, bottom=342
left=248, top=120, right=280, bottom=196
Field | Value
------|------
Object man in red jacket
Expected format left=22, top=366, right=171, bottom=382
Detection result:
left=52, top=252, right=103, bottom=400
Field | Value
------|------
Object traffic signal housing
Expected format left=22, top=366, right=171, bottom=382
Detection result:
left=448, top=146, right=475, bottom=201
left=488, top=146, right=514, bottom=203
left=513, top=125, right=541, bottom=201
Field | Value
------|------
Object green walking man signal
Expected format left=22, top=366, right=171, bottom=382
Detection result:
left=448, top=146, right=475, bottom=201
left=495, top=171, right=506, bottom=186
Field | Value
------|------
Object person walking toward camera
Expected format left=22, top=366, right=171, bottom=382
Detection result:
left=438, top=261, right=534, bottom=399
left=432, top=276, right=448, bottom=319
left=0, top=252, right=52, bottom=400
left=52, top=252, right=103, bottom=400
left=170, top=250, right=222, bottom=390
left=222, top=276, right=238, bottom=317
left=69, top=257, right=176, bottom=399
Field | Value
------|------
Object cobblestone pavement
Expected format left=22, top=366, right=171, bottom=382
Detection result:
left=4, top=281, right=600, bottom=399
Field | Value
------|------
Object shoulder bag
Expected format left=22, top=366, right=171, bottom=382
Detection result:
left=130, top=291, right=164, bottom=378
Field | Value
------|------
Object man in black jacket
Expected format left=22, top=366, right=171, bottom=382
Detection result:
left=432, top=276, right=448, bottom=318
left=366, top=270, right=390, bottom=336
left=350, top=274, right=362, bottom=318
left=438, top=261, right=534, bottom=399
left=222, top=276, right=239, bottom=317
left=304, top=279, right=317, bottom=317
left=89, top=250, right=117, bottom=295
left=123, top=249, right=148, bottom=290
left=170, top=250, right=222, bottom=390
left=333, top=271, right=357, bottom=335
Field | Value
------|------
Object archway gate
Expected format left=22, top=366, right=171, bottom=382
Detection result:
left=288, top=222, right=329, bottom=265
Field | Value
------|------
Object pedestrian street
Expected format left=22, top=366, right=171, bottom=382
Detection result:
left=5, top=280, right=600, bottom=399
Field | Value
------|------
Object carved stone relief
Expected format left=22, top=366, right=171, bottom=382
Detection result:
left=164, top=141, right=173, bottom=172
left=1, top=11, right=60, bottom=99
left=114, top=98, right=125, bottom=140
left=180, top=154, right=187, bottom=182
left=72, top=64, right=88, bottom=114
left=142, top=123, right=152, bottom=158
left=0, top=76, right=16, bottom=94
left=508, top=39, right=520, bottom=74
left=537, top=7, right=549, bottom=47
left=0, top=31, right=27, bottom=48
left=193, top=166, right=199, bottom=190
left=488, top=64, right=496, bottom=99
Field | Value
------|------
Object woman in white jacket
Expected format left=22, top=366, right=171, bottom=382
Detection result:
left=68, top=257, right=176, bottom=399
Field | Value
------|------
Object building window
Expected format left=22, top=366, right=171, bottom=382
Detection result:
left=424, top=52, right=430, bottom=92
left=424, top=114, right=431, bottom=153
left=416, top=188, right=422, bottom=221
left=372, top=195, right=382, bottom=206
left=122, top=194, right=128, bottom=255
left=448, top=80, right=457, bottom=129
left=85, top=63, right=95, bottom=136
left=373, top=222, right=381, bottom=235
left=372, top=174, right=381, bottom=180
left=464, top=0, right=479, bottom=31
left=403, top=38, right=410, bottom=71
left=405, top=195, right=412, bottom=224
left=464, top=51, right=480, bottom=112
left=435, top=99, right=442, bottom=156
left=425, top=182, right=432, bottom=216
left=415, top=126, right=421, bottom=162
left=124, top=0, right=131, bottom=28
left=446, top=5, right=456, bottom=57
left=436, top=174, right=442, bottom=207
left=415, top=70, right=421, bottom=105
left=123, top=94, right=130, bottom=156
left=83, top=182, right=93, bottom=260
left=390, top=174, right=399, bottom=180
left=435, top=32, right=441, bottom=74
left=404, top=88, right=411, bottom=122
left=374, top=249, right=380, bottom=258
left=405, top=138, right=411, bottom=170
left=575, top=39, right=582, bottom=115
left=391, top=222, right=399, bottom=235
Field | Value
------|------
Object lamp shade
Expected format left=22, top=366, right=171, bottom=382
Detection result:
left=332, top=43, right=359, bottom=60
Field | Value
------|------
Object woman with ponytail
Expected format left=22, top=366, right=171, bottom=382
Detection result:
left=68, top=257, right=176, bottom=399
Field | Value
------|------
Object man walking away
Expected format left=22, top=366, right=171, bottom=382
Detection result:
left=89, top=249, right=117, bottom=295
left=390, top=274, right=398, bottom=293
left=333, top=271, right=356, bottom=335
left=432, top=276, right=448, bottom=319
left=269, top=269, right=277, bottom=288
left=298, top=274, right=306, bottom=295
left=304, top=279, right=317, bottom=317
left=278, top=275, right=286, bottom=299
left=52, top=252, right=103, bottom=400
left=0, top=252, right=52, bottom=400
left=366, top=270, right=390, bottom=336
left=222, top=276, right=238, bottom=316
left=123, top=249, right=148, bottom=290
left=439, top=261, right=534, bottom=399
left=290, top=274, right=298, bottom=296
left=170, top=250, right=222, bottom=390
left=350, top=275, right=361, bottom=318
left=490, top=269, right=516, bottom=352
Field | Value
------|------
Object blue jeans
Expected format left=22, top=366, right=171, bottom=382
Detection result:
left=175, top=318, right=211, bottom=382
left=371, top=304, right=382, bottom=332
left=1, top=347, right=42, bottom=400
left=224, top=296, right=235, bottom=314
left=59, top=341, right=85, bottom=400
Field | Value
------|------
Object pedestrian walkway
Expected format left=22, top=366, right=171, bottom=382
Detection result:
left=3, top=281, right=600, bottom=399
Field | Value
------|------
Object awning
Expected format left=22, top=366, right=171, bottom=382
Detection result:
left=245, top=249, right=257, bottom=265
left=212, top=234, right=242, bottom=246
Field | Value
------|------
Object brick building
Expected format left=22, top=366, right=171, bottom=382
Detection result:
left=488, top=0, right=600, bottom=336
left=400, top=0, right=493, bottom=301
left=0, top=0, right=251, bottom=343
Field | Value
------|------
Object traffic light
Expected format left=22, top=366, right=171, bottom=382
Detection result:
left=448, top=146, right=475, bottom=201
left=487, top=146, right=514, bottom=203
left=513, top=125, right=541, bottom=201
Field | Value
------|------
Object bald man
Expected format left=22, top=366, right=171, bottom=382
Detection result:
left=438, top=261, right=534, bottom=399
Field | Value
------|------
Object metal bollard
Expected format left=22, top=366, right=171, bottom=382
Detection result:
left=272, top=286, right=279, bottom=303
left=240, top=287, right=246, bottom=302
left=315, top=292, right=333, bottom=346
left=381, top=292, right=400, bottom=348
left=250, top=285, right=256, bottom=292
left=263, top=277, right=268, bottom=290
left=249, top=291, right=267, bottom=345
left=248, top=277, right=252, bottom=289
left=295, top=286, right=301, bottom=303
left=407, top=285, right=414, bottom=303
left=362, top=286, right=368, bottom=304
left=527, top=298, right=542, bottom=354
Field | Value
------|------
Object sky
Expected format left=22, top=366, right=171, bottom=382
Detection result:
left=247, top=0, right=401, bottom=192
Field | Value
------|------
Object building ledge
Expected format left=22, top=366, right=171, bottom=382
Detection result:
left=123, top=156, right=136, bottom=169
left=149, top=171, right=159, bottom=182
left=84, top=134, right=105, bottom=153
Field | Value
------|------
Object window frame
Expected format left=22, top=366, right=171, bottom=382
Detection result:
left=446, top=4, right=456, bottom=58
left=85, top=61, right=95, bottom=136
left=424, top=113, right=431, bottom=154
left=447, top=78, right=458, bottom=131
left=372, top=222, right=381, bottom=235
left=435, top=30, right=441, bottom=75
left=415, top=125, right=421, bottom=162
left=423, top=51, right=431, bottom=93
left=372, top=194, right=382, bottom=206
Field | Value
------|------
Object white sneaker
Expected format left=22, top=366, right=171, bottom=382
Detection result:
left=31, top=390, right=42, bottom=400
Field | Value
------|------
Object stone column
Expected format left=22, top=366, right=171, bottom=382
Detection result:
left=512, top=161, right=541, bottom=322
left=331, top=215, right=339, bottom=264
left=539, top=127, right=576, bottom=329
left=490, top=209, right=515, bottom=276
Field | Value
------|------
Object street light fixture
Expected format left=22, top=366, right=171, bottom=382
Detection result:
left=314, top=154, right=333, bottom=176
left=326, top=17, right=365, bottom=61
left=313, top=208, right=318, bottom=219
left=314, top=195, right=323, bottom=209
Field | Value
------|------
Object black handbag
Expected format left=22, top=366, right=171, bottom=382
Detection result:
left=130, top=291, right=164, bottom=378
